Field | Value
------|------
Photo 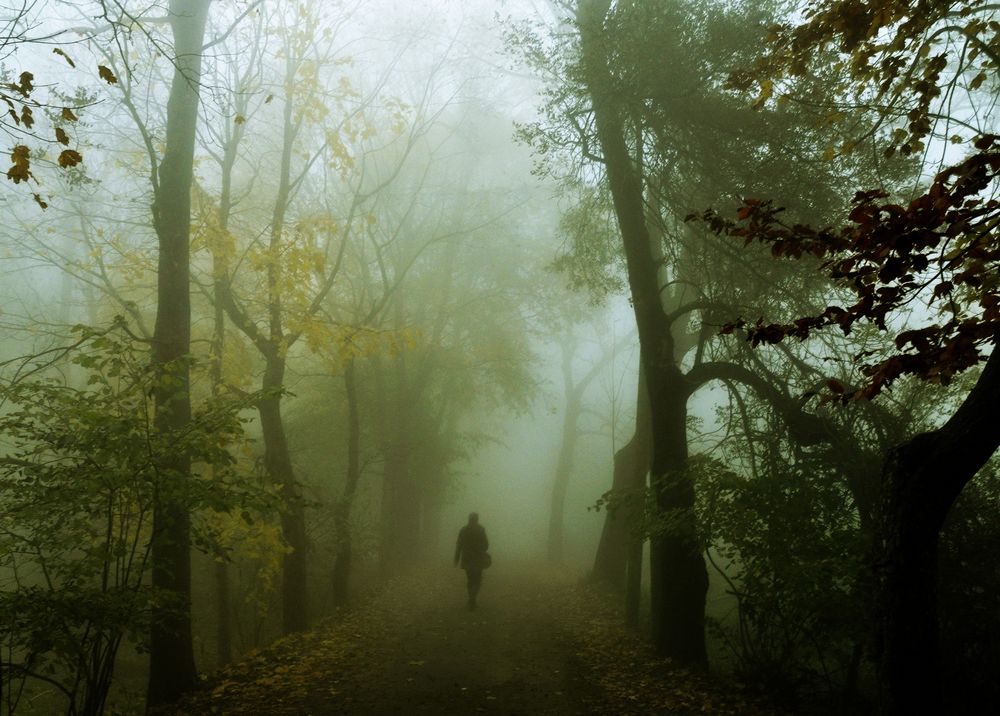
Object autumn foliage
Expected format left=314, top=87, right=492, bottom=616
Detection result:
left=693, top=134, right=1000, bottom=401
left=2, top=54, right=98, bottom=208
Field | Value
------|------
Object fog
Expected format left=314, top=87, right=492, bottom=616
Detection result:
left=1, top=0, right=999, bottom=714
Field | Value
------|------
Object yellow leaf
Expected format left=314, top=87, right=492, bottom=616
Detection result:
left=751, top=79, right=773, bottom=110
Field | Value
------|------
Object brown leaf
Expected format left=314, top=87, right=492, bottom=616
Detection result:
left=10, top=71, right=33, bottom=96
left=55, top=127, right=70, bottom=145
left=52, top=48, right=76, bottom=68
left=98, top=65, right=118, bottom=84
left=7, top=144, right=31, bottom=184
left=6, top=163, right=31, bottom=183
left=61, top=107, right=78, bottom=122
left=58, top=149, right=83, bottom=168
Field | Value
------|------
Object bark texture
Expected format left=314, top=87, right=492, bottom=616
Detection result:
left=147, top=0, right=209, bottom=705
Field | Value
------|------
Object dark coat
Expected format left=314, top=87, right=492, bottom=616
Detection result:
left=454, top=523, right=489, bottom=571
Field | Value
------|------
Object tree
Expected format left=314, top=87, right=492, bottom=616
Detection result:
left=707, top=1, right=1000, bottom=710
left=547, top=328, right=632, bottom=564
left=301, top=85, right=550, bottom=597
left=197, top=0, right=392, bottom=633
left=193, top=0, right=497, bottom=627
left=591, top=366, right=649, bottom=628
left=693, top=333, right=928, bottom=707
left=547, top=187, right=647, bottom=610
left=330, top=354, right=362, bottom=605
left=569, top=0, right=847, bottom=664
left=702, top=144, right=1000, bottom=712
left=146, top=0, right=210, bottom=705
left=0, top=323, right=263, bottom=716
left=519, top=0, right=899, bottom=665
left=573, top=0, right=713, bottom=663
left=371, top=222, right=538, bottom=572
left=731, top=0, right=1000, bottom=161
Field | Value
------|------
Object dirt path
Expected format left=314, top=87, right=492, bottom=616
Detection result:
left=175, top=566, right=775, bottom=715
left=320, top=567, right=603, bottom=715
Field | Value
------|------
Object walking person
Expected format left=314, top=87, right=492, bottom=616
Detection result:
left=454, top=512, right=490, bottom=609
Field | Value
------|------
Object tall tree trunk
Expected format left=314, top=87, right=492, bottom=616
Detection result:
left=593, top=368, right=650, bottom=589
left=211, top=37, right=310, bottom=637
left=146, top=0, right=209, bottom=706
left=873, top=350, right=1000, bottom=715
left=623, top=405, right=650, bottom=627
left=592, top=369, right=651, bottom=629
left=576, top=0, right=708, bottom=667
left=592, top=434, right=638, bottom=587
left=646, top=367, right=707, bottom=666
left=874, top=450, right=944, bottom=715
left=211, top=294, right=233, bottom=665
left=332, top=358, right=361, bottom=605
left=331, top=499, right=351, bottom=606
left=259, top=355, right=309, bottom=634
left=625, top=527, right=643, bottom=628
left=202, top=41, right=251, bottom=664
left=547, top=391, right=581, bottom=564
left=256, top=48, right=310, bottom=636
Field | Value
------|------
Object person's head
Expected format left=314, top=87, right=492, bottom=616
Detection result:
left=468, top=512, right=479, bottom=525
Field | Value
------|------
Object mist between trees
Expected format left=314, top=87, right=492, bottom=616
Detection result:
left=0, top=1, right=998, bottom=715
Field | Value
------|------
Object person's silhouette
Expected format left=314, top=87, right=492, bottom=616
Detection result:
left=454, top=512, right=490, bottom=609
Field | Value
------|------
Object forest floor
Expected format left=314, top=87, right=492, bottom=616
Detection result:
left=173, top=564, right=778, bottom=715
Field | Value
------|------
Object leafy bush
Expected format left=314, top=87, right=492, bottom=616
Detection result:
left=0, top=323, right=268, bottom=715
left=698, top=451, right=868, bottom=711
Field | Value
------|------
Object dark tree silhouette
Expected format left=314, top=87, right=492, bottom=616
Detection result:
left=700, top=139, right=1000, bottom=713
